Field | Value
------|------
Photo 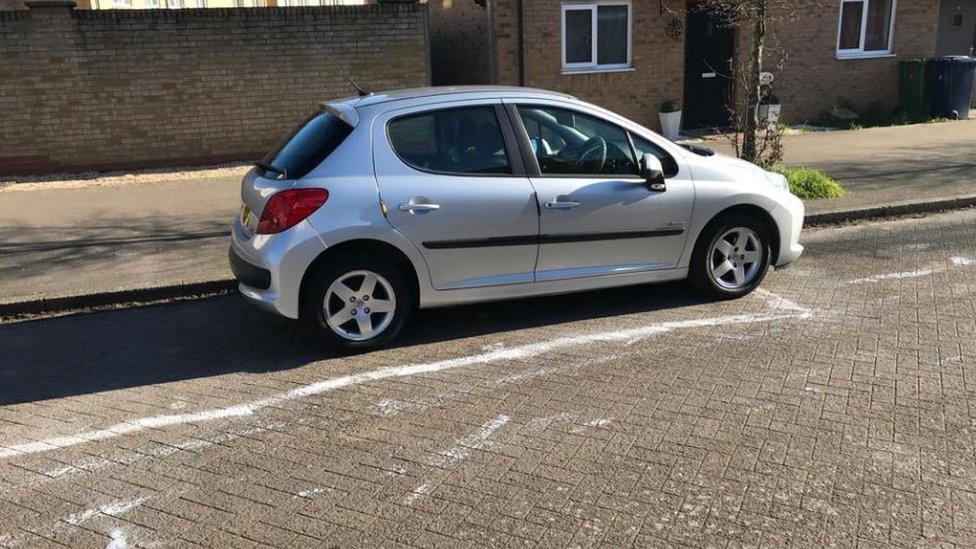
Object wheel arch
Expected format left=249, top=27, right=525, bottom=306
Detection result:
left=695, top=203, right=782, bottom=265
left=299, top=239, right=421, bottom=320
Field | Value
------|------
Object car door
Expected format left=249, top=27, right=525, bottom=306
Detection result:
left=373, top=101, right=540, bottom=290
left=508, top=101, right=694, bottom=282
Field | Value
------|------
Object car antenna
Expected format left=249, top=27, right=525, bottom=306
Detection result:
left=346, top=76, right=370, bottom=98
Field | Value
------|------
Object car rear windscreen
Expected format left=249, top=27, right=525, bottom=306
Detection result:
left=260, top=111, right=353, bottom=180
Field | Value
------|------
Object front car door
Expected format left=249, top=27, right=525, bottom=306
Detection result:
left=507, top=100, right=694, bottom=282
left=373, top=101, right=540, bottom=290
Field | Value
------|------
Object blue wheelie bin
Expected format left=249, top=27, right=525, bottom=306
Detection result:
left=926, top=56, right=976, bottom=120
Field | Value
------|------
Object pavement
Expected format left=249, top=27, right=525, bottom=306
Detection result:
left=1, top=119, right=975, bottom=314
left=2, top=209, right=976, bottom=547
left=707, top=119, right=976, bottom=214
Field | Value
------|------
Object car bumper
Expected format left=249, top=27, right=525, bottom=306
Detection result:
left=229, top=216, right=326, bottom=319
left=773, top=193, right=805, bottom=268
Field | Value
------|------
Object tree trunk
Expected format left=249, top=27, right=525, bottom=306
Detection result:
left=741, top=1, right=766, bottom=162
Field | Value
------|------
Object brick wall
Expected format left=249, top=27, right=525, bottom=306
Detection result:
left=466, top=0, right=941, bottom=130
left=427, top=0, right=490, bottom=84
left=766, top=0, right=941, bottom=123
left=0, top=1, right=428, bottom=175
left=487, top=0, right=685, bottom=131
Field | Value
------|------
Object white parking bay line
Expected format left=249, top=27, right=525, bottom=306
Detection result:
left=847, top=256, right=973, bottom=285
left=0, top=296, right=811, bottom=460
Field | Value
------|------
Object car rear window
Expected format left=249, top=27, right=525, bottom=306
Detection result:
left=260, top=111, right=353, bottom=180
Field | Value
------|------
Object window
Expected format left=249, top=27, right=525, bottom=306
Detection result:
left=168, top=0, right=182, bottom=7
left=632, top=135, right=679, bottom=178
left=388, top=107, right=512, bottom=175
left=146, top=0, right=159, bottom=7
left=517, top=105, right=639, bottom=176
left=261, top=111, right=353, bottom=180
left=562, top=2, right=631, bottom=72
left=837, top=0, right=896, bottom=57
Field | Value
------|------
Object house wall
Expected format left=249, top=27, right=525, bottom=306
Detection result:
left=487, top=0, right=686, bottom=131
left=0, top=1, right=428, bottom=175
left=428, top=0, right=491, bottom=84
left=471, top=0, right=943, bottom=130
left=766, top=0, right=942, bottom=123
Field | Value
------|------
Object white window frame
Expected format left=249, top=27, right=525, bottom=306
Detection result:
left=561, top=1, right=633, bottom=74
left=836, top=0, right=898, bottom=59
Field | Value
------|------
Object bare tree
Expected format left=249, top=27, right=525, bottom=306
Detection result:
left=690, top=0, right=826, bottom=167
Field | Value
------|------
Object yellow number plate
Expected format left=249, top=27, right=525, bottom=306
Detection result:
left=240, top=204, right=252, bottom=228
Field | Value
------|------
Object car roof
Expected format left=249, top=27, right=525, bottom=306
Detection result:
left=321, top=86, right=577, bottom=125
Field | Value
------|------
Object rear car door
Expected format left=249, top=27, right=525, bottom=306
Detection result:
left=373, top=100, right=540, bottom=290
left=508, top=101, right=694, bottom=281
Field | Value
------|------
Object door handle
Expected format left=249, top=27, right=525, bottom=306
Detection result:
left=398, top=202, right=440, bottom=213
left=545, top=200, right=581, bottom=210
left=702, top=72, right=717, bottom=79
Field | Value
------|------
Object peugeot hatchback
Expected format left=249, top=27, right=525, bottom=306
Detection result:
left=230, top=86, right=804, bottom=349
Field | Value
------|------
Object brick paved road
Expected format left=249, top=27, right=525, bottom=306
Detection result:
left=2, top=210, right=976, bottom=548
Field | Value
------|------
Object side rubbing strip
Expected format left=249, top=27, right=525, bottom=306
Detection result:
left=422, top=235, right=539, bottom=249
left=421, top=229, right=684, bottom=250
left=540, top=229, right=684, bottom=244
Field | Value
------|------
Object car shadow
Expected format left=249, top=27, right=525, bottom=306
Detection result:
left=0, top=281, right=705, bottom=406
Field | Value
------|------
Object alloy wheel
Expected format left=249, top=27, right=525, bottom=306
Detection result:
left=709, top=227, right=764, bottom=289
left=323, top=270, right=397, bottom=341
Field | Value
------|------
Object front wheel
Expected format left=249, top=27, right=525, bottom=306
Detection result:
left=689, top=215, right=772, bottom=299
left=303, top=254, right=413, bottom=350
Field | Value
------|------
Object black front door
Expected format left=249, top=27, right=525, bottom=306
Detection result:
left=683, top=6, right=735, bottom=129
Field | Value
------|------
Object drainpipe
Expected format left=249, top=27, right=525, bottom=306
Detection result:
left=516, top=0, right=524, bottom=86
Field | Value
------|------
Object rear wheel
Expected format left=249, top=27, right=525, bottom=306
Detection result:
left=303, top=253, right=413, bottom=350
left=689, top=214, right=772, bottom=299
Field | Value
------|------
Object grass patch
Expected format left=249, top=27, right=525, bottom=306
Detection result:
left=771, top=166, right=846, bottom=199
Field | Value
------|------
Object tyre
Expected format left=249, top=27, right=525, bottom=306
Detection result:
left=689, top=213, right=772, bottom=299
left=302, top=252, right=414, bottom=350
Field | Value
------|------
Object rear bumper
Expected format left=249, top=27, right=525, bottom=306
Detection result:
left=229, top=216, right=326, bottom=319
left=229, top=247, right=271, bottom=290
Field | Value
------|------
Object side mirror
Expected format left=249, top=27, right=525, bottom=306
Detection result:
left=640, top=154, right=667, bottom=192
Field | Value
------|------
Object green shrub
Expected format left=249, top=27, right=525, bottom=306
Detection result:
left=771, top=166, right=846, bottom=199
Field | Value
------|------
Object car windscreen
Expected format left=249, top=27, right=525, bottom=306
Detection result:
left=260, top=111, right=353, bottom=180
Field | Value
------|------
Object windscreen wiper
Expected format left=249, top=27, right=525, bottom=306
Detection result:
left=254, top=160, right=288, bottom=179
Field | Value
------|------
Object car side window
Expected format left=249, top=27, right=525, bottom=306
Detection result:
left=516, top=105, right=638, bottom=176
left=631, top=134, right=680, bottom=178
left=388, top=106, right=512, bottom=175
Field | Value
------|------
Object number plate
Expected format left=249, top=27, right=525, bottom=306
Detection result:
left=240, top=204, right=253, bottom=233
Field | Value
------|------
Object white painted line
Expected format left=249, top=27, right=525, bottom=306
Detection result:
left=1, top=498, right=145, bottom=547
left=64, top=498, right=145, bottom=526
left=848, top=256, right=973, bottom=285
left=848, top=269, right=937, bottom=285
left=432, top=414, right=510, bottom=468
left=106, top=529, right=129, bottom=549
left=0, top=298, right=811, bottom=460
left=403, top=483, right=430, bottom=506
left=753, top=288, right=812, bottom=313
left=294, top=488, right=325, bottom=499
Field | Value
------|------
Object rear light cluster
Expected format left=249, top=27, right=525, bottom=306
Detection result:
left=256, top=188, right=329, bottom=235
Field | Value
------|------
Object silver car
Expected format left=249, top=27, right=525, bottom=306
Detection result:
left=230, top=86, right=804, bottom=349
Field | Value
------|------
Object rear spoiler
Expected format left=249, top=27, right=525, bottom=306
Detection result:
left=321, top=102, right=359, bottom=127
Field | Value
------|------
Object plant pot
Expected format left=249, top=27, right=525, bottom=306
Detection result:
left=659, top=110, right=682, bottom=140
left=759, top=104, right=782, bottom=124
